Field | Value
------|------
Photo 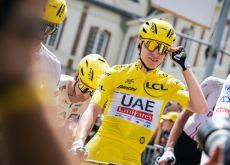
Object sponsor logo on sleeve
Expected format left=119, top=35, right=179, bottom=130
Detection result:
left=118, top=85, right=137, bottom=91
left=159, top=73, right=168, bottom=78
left=125, top=79, right=135, bottom=84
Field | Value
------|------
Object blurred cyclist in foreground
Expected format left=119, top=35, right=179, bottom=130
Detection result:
left=0, top=0, right=73, bottom=165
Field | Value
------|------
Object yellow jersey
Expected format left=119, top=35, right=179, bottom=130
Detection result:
left=90, top=62, right=189, bottom=154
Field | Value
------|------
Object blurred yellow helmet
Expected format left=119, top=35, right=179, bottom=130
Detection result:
left=78, top=54, right=109, bottom=89
left=161, top=112, right=179, bottom=122
left=138, top=18, right=176, bottom=46
left=42, top=0, right=67, bottom=24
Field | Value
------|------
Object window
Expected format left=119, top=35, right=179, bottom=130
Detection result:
left=84, top=27, right=99, bottom=55
left=96, top=30, right=110, bottom=56
left=124, top=36, right=138, bottom=64
left=84, top=27, right=110, bottom=57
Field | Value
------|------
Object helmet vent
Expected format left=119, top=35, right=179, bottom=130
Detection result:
left=142, top=27, right=147, bottom=33
left=151, top=22, right=157, bottom=34
left=91, top=70, right=94, bottom=81
left=145, top=22, right=149, bottom=25
left=86, top=60, right=88, bottom=67
left=56, top=4, right=64, bottom=17
left=81, top=68, right=84, bottom=76
left=166, top=29, right=172, bottom=38
left=98, top=58, right=105, bottom=63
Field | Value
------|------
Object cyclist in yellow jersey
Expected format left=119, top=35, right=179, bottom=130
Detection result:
left=70, top=18, right=208, bottom=165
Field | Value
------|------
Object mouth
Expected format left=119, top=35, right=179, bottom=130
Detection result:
left=149, top=57, right=159, bottom=63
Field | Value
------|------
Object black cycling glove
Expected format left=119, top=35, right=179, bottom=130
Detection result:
left=170, top=47, right=190, bottom=71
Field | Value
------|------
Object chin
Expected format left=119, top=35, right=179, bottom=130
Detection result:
left=147, top=64, right=158, bottom=70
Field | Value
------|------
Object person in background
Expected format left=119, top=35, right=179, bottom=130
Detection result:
left=158, top=76, right=225, bottom=165
left=70, top=18, right=207, bottom=165
left=164, top=101, right=183, bottom=113
left=154, top=112, right=179, bottom=147
left=200, top=74, right=230, bottom=164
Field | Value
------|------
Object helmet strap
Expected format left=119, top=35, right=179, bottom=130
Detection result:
left=138, top=41, right=154, bottom=72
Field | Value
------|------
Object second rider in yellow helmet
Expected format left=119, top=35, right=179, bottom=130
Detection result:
left=57, top=54, right=109, bottom=144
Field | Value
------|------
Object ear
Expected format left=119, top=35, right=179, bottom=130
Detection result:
left=136, top=39, right=142, bottom=51
left=74, top=71, right=79, bottom=81
left=138, top=44, right=141, bottom=49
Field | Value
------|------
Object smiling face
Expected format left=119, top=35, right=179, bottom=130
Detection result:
left=138, top=39, right=167, bottom=70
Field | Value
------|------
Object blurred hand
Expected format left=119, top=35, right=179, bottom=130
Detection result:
left=158, top=147, right=176, bottom=165
left=170, top=46, right=190, bottom=71
left=69, top=140, right=88, bottom=163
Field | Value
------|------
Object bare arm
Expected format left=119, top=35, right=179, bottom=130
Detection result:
left=74, top=103, right=102, bottom=142
left=166, top=110, right=193, bottom=147
left=182, top=69, right=207, bottom=114
left=170, top=47, right=207, bottom=114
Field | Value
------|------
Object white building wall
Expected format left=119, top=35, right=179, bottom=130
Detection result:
left=73, top=5, right=124, bottom=67
left=50, top=0, right=229, bottom=81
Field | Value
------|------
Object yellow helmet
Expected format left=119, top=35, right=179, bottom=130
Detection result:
left=138, top=18, right=176, bottom=46
left=42, top=0, right=67, bottom=24
left=161, top=112, right=179, bottom=122
left=78, top=54, right=109, bottom=89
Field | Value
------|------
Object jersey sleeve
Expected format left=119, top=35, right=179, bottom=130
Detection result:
left=170, top=78, right=189, bottom=109
left=90, top=66, right=124, bottom=109
left=200, top=77, right=211, bottom=98
left=200, top=76, right=225, bottom=99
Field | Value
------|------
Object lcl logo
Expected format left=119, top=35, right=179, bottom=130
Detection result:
left=145, top=82, right=168, bottom=90
left=144, top=82, right=168, bottom=98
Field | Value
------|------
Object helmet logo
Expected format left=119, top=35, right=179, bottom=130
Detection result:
left=151, top=22, right=157, bottom=34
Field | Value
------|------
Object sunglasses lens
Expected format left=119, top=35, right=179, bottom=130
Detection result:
left=158, top=44, right=169, bottom=55
left=148, top=41, right=159, bottom=51
left=143, top=40, right=169, bottom=55
left=144, top=40, right=158, bottom=51
left=78, top=81, right=95, bottom=96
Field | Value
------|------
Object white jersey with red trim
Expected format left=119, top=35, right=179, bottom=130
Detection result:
left=213, top=74, right=230, bottom=120
left=32, top=44, right=61, bottom=106
left=58, top=74, right=85, bottom=121
left=184, top=76, right=225, bottom=140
